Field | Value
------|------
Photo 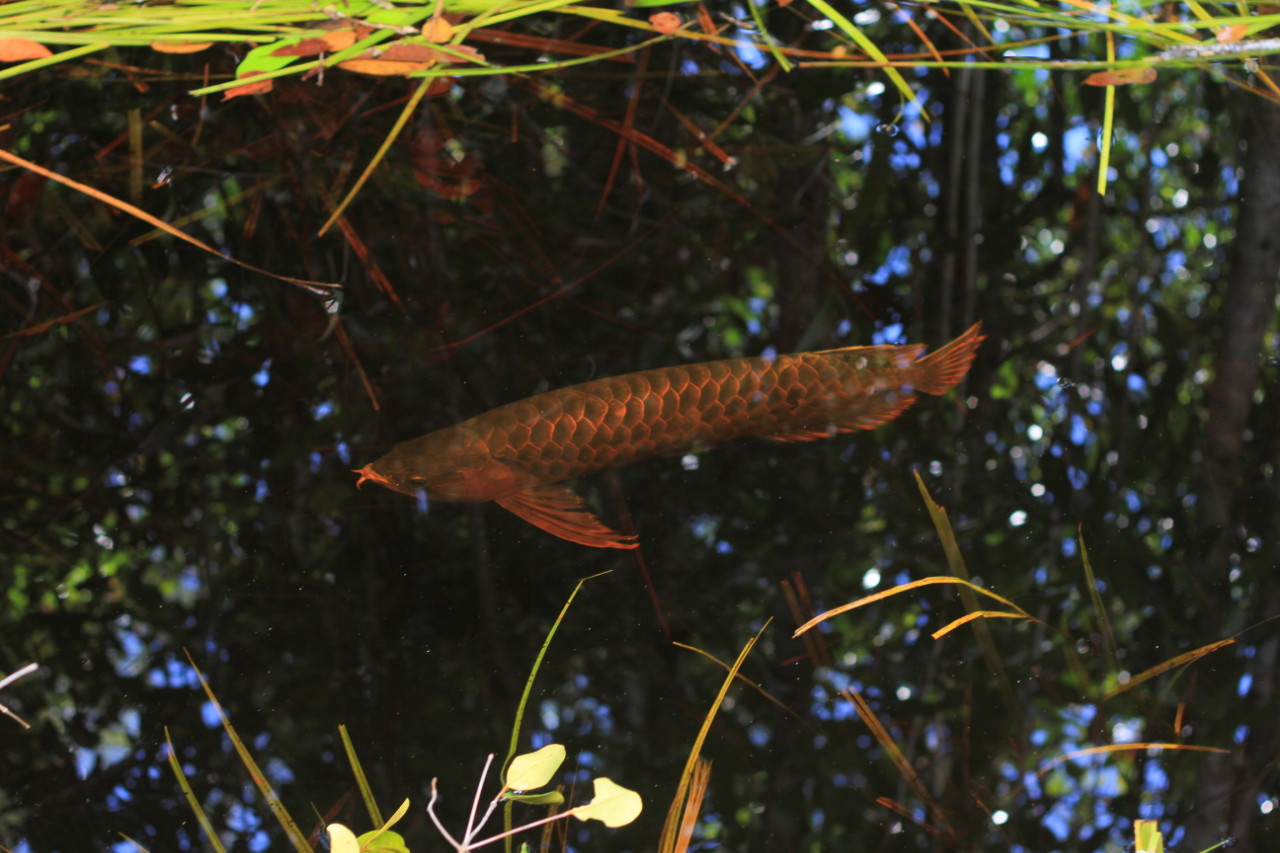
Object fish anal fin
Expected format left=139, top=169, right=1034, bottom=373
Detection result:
left=496, top=484, right=638, bottom=550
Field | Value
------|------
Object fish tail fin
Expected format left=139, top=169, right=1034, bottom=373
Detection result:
left=911, top=323, right=985, bottom=395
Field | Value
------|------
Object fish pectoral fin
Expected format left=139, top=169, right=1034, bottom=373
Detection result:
left=496, top=484, right=638, bottom=550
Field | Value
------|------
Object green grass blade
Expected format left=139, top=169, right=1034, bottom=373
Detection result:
left=0, top=43, right=108, bottom=83
left=165, top=728, right=229, bottom=853
left=1078, top=527, right=1118, bottom=673
left=804, top=0, right=916, bottom=108
left=184, top=650, right=314, bottom=853
left=745, top=0, right=791, bottom=73
left=502, top=571, right=609, bottom=853
left=1098, top=33, right=1116, bottom=196
left=318, top=76, right=435, bottom=238
left=339, top=724, right=384, bottom=828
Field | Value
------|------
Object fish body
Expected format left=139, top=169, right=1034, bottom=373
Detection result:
left=356, top=323, right=984, bottom=548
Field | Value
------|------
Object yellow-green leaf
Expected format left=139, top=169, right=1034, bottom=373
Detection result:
left=1135, top=820, right=1163, bottom=853
left=506, top=744, right=565, bottom=792
left=356, top=830, right=408, bottom=853
left=572, top=778, right=642, bottom=828
left=505, top=791, right=565, bottom=806
left=326, top=825, right=360, bottom=853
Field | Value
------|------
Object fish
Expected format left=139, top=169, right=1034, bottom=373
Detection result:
left=355, top=323, right=984, bottom=549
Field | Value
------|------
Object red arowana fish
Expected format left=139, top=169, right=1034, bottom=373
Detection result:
left=355, top=323, right=984, bottom=549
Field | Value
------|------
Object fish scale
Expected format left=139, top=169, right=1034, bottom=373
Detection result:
left=355, top=323, right=984, bottom=548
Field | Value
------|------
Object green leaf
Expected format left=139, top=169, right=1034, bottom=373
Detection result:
left=627, top=0, right=694, bottom=7
left=236, top=42, right=298, bottom=77
left=326, top=825, right=360, bottom=853
left=504, top=791, right=565, bottom=805
left=355, top=829, right=408, bottom=853
left=572, top=778, right=642, bottom=828
left=505, top=744, right=565, bottom=792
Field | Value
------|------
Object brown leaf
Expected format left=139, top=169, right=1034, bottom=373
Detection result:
left=151, top=41, right=215, bottom=54
left=272, top=31, right=356, bottom=56
left=378, top=42, right=443, bottom=62
left=272, top=38, right=331, bottom=56
left=1082, top=66, right=1157, bottom=86
left=648, top=12, right=681, bottom=34
left=224, top=71, right=274, bottom=100
left=1216, top=24, right=1249, bottom=43
left=421, top=18, right=454, bottom=42
left=337, top=58, right=434, bottom=76
left=3, top=302, right=106, bottom=340
left=0, top=38, right=53, bottom=62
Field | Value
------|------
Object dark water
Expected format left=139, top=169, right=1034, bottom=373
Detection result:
left=2, top=20, right=1279, bottom=853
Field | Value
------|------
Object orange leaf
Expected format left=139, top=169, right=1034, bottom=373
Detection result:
left=223, top=71, right=273, bottom=100
left=1083, top=66, right=1157, bottom=86
left=321, top=30, right=358, bottom=51
left=0, top=38, right=53, bottom=62
left=272, top=38, right=331, bottom=57
left=337, top=59, right=434, bottom=76
left=151, top=41, right=215, bottom=54
left=1216, top=24, right=1248, bottom=43
left=421, top=18, right=453, bottom=42
left=649, top=12, right=681, bottom=34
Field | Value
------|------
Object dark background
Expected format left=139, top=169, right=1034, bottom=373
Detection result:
left=2, top=6, right=1279, bottom=852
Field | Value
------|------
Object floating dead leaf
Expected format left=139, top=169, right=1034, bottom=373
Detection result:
left=649, top=12, right=681, bottom=34
left=338, top=59, right=434, bottom=76
left=1083, top=66, right=1157, bottom=86
left=151, top=41, right=214, bottom=54
left=273, top=30, right=356, bottom=56
left=224, top=71, right=274, bottom=100
left=272, top=38, right=330, bottom=56
left=378, top=42, right=442, bottom=62
left=1216, top=24, right=1248, bottom=43
left=0, top=38, right=53, bottom=62
left=421, top=18, right=453, bottom=42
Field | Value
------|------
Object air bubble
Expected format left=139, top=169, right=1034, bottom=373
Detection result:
left=1057, top=377, right=1074, bottom=389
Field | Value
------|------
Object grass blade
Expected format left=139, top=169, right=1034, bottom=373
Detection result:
left=658, top=621, right=769, bottom=853
left=840, top=687, right=954, bottom=841
left=671, top=758, right=710, bottom=853
left=502, top=571, right=609, bottom=853
left=793, top=576, right=1033, bottom=636
left=0, top=149, right=338, bottom=295
left=930, top=610, right=1030, bottom=639
left=1037, top=742, right=1229, bottom=775
left=805, top=0, right=916, bottom=109
left=1105, top=639, right=1234, bottom=700
left=318, top=75, right=435, bottom=238
left=912, top=470, right=1022, bottom=719
left=165, top=728, right=228, bottom=853
left=339, top=724, right=384, bottom=828
left=1098, top=32, right=1116, bottom=195
left=672, top=642, right=815, bottom=732
left=1078, top=526, right=1118, bottom=673
left=184, top=650, right=313, bottom=853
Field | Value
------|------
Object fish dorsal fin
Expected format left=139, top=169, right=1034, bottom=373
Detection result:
left=496, top=484, right=638, bottom=550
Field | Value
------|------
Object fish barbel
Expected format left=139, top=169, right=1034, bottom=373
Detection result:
left=355, top=323, right=984, bottom=548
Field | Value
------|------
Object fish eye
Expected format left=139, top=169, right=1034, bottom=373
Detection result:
left=409, top=476, right=427, bottom=484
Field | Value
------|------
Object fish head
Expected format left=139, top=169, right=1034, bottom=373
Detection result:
left=354, top=429, right=535, bottom=502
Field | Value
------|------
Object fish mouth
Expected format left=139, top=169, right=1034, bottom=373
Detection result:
left=353, top=465, right=385, bottom=489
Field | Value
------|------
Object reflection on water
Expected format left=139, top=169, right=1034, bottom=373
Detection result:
left=3, top=15, right=1278, bottom=853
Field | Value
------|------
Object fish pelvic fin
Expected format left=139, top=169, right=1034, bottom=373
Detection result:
left=496, top=483, right=639, bottom=550
left=912, top=322, right=985, bottom=395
